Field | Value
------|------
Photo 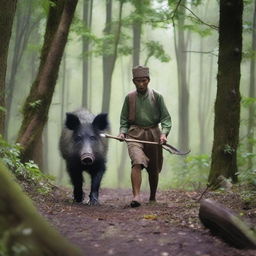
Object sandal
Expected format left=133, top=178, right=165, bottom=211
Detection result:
left=130, top=200, right=141, bottom=208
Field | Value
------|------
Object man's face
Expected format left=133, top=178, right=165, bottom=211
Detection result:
left=133, top=77, right=150, bottom=94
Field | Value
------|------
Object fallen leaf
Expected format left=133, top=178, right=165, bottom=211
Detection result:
left=143, top=214, right=158, bottom=220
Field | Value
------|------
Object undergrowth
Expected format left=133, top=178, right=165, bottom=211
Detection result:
left=162, top=137, right=255, bottom=191
left=0, top=135, right=55, bottom=195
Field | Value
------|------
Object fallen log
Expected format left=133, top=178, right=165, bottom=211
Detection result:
left=0, top=161, right=82, bottom=256
left=199, top=198, right=256, bottom=249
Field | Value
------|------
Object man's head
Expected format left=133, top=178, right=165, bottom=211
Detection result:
left=132, top=65, right=150, bottom=94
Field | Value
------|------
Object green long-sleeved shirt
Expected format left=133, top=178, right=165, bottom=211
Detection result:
left=119, top=88, right=172, bottom=135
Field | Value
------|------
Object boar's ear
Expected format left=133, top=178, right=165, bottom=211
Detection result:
left=65, top=113, right=80, bottom=130
left=92, top=113, right=109, bottom=131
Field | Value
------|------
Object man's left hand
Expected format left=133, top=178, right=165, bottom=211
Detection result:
left=160, top=134, right=167, bottom=144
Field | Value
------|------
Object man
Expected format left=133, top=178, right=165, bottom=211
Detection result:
left=118, top=65, right=172, bottom=207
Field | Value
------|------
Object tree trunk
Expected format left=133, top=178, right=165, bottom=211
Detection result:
left=87, top=0, right=94, bottom=109
left=133, top=22, right=141, bottom=67
left=102, top=0, right=124, bottom=113
left=247, top=0, right=256, bottom=170
left=0, top=0, right=17, bottom=136
left=29, top=29, right=41, bottom=84
left=173, top=2, right=190, bottom=151
left=16, top=0, right=78, bottom=163
left=58, top=54, right=68, bottom=183
left=198, top=1, right=212, bottom=154
left=0, top=161, right=82, bottom=255
left=198, top=39, right=206, bottom=154
left=5, top=1, right=41, bottom=139
left=132, top=0, right=144, bottom=66
left=208, top=0, right=243, bottom=187
left=199, top=198, right=256, bottom=249
left=82, top=0, right=93, bottom=108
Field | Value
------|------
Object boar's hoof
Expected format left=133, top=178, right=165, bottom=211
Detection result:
left=74, top=192, right=85, bottom=203
left=88, top=198, right=100, bottom=206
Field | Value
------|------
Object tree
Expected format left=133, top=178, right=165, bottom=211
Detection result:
left=208, top=0, right=243, bottom=187
left=5, top=1, right=42, bottom=139
left=131, top=0, right=145, bottom=66
left=197, top=0, right=214, bottom=154
left=171, top=1, right=190, bottom=151
left=16, top=0, right=78, bottom=164
left=102, top=0, right=124, bottom=113
left=0, top=0, right=17, bottom=136
left=0, top=161, right=82, bottom=255
left=82, top=0, right=93, bottom=108
left=247, top=0, right=256, bottom=170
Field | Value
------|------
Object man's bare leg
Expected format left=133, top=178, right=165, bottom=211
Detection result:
left=131, top=164, right=142, bottom=206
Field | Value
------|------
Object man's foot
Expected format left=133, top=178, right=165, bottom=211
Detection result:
left=149, top=196, right=156, bottom=202
left=148, top=199, right=157, bottom=205
left=130, top=200, right=141, bottom=208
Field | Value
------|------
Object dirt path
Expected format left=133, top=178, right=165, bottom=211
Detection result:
left=36, top=188, right=256, bottom=256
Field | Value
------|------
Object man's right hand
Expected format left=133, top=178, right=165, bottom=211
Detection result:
left=118, top=133, right=126, bottom=141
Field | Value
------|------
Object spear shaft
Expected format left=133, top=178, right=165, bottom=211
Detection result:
left=100, top=133, right=190, bottom=156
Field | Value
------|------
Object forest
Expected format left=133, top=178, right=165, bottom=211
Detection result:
left=0, top=0, right=256, bottom=255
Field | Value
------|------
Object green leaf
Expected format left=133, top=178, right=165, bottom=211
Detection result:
left=145, top=40, right=171, bottom=63
left=0, top=106, right=6, bottom=113
left=241, top=97, right=256, bottom=108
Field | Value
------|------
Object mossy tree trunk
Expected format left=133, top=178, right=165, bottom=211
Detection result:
left=0, top=161, right=82, bottom=255
left=0, top=0, right=17, bottom=136
left=208, top=0, right=243, bottom=187
left=16, top=0, right=78, bottom=164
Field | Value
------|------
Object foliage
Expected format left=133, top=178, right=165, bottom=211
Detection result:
left=223, top=144, right=235, bottom=155
left=0, top=135, right=55, bottom=254
left=240, top=188, right=256, bottom=206
left=162, top=154, right=210, bottom=190
left=144, top=40, right=171, bottom=65
left=236, top=97, right=256, bottom=186
left=241, top=97, right=256, bottom=108
left=162, top=136, right=256, bottom=190
left=39, top=0, right=56, bottom=13
left=0, top=107, right=6, bottom=113
left=0, top=242, right=7, bottom=256
left=70, top=16, right=133, bottom=58
left=28, top=99, right=42, bottom=109
left=183, top=24, right=212, bottom=37
left=237, top=140, right=256, bottom=186
left=0, top=135, right=54, bottom=195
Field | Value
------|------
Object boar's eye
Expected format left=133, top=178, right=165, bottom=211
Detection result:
left=74, top=134, right=83, bottom=142
left=90, top=135, right=97, bottom=141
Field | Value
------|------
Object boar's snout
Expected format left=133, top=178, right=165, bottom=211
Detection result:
left=81, top=153, right=95, bottom=165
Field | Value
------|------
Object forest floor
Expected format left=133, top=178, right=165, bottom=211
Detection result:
left=34, top=186, right=256, bottom=256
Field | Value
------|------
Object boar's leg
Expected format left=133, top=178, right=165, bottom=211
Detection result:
left=67, top=163, right=84, bottom=203
left=89, top=169, right=105, bottom=205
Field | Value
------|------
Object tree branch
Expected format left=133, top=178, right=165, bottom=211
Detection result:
left=184, top=50, right=218, bottom=57
left=181, top=4, right=218, bottom=30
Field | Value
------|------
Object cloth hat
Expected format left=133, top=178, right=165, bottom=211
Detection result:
left=132, top=65, right=149, bottom=78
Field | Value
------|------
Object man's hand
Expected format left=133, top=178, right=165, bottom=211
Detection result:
left=160, top=134, right=167, bottom=145
left=118, top=133, right=126, bottom=141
